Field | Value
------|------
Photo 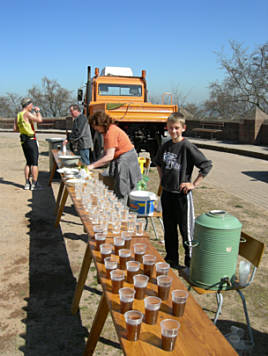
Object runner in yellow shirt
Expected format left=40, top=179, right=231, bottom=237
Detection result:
left=14, top=98, right=43, bottom=190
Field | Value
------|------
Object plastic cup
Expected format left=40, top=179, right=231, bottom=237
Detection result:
left=134, top=243, right=147, bottom=263
left=156, top=262, right=170, bottom=276
left=126, top=261, right=140, bottom=283
left=119, top=287, right=135, bottom=314
left=104, top=256, right=118, bottom=279
left=121, top=208, right=129, bottom=222
left=172, top=290, right=188, bottom=317
left=119, top=249, right=131, bottom=270
left=100, top=243, right=113, bottom=263
left=124, top=310, right=143, bottom=341
left=91, top=214, right=99, bottom=225
left=112, top=221, right=121, bottom=234
left=95, top=233, right=106, bottom=251
left=114, top=237, right=125, bottom=255
left=93, top=224, right=104, bottom=233
left=110, top=269, right=125, bottom=294
left=121, top=231, right=132, bottom=249
left=136, top=219, right=145, bottom=236
left=157, top=275, right=173, bottom=300
left=142, top=254, right=156, bottom=279
left=160, top=319, right=180, bottom=351
left=127, top=213, right=137, bottom=233
left=144, top=296, right=161, bottom=325
left=133, top=274, right=149, bottom=300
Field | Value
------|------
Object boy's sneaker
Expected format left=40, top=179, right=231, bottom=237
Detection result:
left=24, top=182, right=31, bottom=190
left=31, top=182, right=43, bottom=191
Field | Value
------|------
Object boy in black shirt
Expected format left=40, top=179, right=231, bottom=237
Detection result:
left=154, top=112, right=212, bottom=268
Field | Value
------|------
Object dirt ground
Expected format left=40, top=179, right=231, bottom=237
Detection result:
left=0, top=132, right=267, bottom=356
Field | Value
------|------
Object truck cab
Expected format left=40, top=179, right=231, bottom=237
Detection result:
left=79, top=66, right=178, bottom=159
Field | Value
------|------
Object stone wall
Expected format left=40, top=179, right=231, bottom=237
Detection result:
left=1, top=111, right=268, bottom=145
left=0, top=117, right=68, bottom=130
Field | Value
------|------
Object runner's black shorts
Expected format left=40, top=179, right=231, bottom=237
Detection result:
left=21, top=139, right=39, bottom=166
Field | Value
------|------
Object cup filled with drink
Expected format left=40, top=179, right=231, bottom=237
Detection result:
left=142, top=254, right=156, bottom=279
left=133, top=243, right=147, bottom=263
left=155, top=261, right=170, bottom=277
left=100, top=243, right=113, bottom=263
left=104, top=256, right=118, bottom=279
left=157, top=275, right=173, bottom=300
left=110, top=269, right=125, bottom=294
left=119, top=249, right=131, bottom=270
left=114, top=237, right=125, bottom=255
left=124, top=310, right=143, bottom=341
left=144, top=296, right=161, bottom=325
left=133, top=274, right=149, bottom=300
left=172, top=289, right=188, bottom=317
left=160, top=319, right=180, bottom=351
left=126, top=260, right=140, bottom=283
left=119, top=287, right=135, bottom=314
left=95, top=233, right=106, bottom=251
left=121, top=231, right=132, bottom=249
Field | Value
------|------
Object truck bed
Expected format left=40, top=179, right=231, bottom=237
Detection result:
left=89, top=102, right=178, bottom=123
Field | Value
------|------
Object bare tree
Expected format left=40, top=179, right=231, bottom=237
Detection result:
left=28, top=77, right=75, bottom=117
left=148, top=94, right=161, bottom=104
left=170, top=86, right=190, bottom=107
left=0, top=93, right=22, bottom=117
left=206, top=41, right=268, bottom=118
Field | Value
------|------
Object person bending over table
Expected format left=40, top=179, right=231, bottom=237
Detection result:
left=88, top=111, right=142, bottom=205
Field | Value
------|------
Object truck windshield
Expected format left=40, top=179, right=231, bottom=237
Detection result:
left=98, top=84, right=142, bottom=97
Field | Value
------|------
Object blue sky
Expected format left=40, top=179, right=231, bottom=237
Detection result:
left=0, top=0, right=267, bottom=104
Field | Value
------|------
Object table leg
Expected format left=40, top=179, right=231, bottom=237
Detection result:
left=71, top=244, right=92, bottom=315
left=83, top=294, right=109, bottom=356
left=55, top=181, right=64, bottom=214
left=55, top=187, right=68, bottom=227
left=48, top=160, right=57, bottom=186
left=150, top=216, right=159, bottom=240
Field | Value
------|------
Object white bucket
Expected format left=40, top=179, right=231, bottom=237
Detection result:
left=129, top=190, right=157, bottom=216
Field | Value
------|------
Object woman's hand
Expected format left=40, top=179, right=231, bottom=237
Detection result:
left=87, top=148, right=115, bottom=169
left=87, top=164, right=94, bottom=170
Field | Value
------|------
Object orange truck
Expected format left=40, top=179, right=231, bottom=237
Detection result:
left=78, top=66, right=178, bottom=159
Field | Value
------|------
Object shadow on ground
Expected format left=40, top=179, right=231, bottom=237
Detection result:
left=0, top=177, right=24, bottom=189
left=19, top=171, right=87, bottom=356
left=242, top=171, right=268, bottom=183
left=64, top=232, right=88, bottom=243
left=216, top=320, right=268, bottom=356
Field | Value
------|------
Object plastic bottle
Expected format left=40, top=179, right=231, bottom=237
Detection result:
left=62, top=143, right=67, bottom=155
left=239, top=261, right=251, bottom=286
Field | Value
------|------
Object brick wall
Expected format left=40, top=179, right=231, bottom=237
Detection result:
left=1, top=112, right=268, bottom=145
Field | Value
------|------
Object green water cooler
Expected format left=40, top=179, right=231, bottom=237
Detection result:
left=189, top=210, right=242, bottom=290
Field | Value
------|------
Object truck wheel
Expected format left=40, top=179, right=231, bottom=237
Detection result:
left=93, top=131, right=103, bottom=161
